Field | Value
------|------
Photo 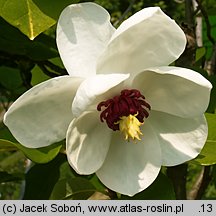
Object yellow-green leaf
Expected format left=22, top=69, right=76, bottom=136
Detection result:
left=0, top=0, right=55, bottom=40
left=193, top=113, right=216, bottom=165
left=0, top=139, right=63, bottom=163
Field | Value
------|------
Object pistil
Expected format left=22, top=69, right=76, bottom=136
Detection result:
left=97, top=89, right=150, bottom=141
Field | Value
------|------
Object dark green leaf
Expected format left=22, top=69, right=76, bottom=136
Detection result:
left=23, top=153, right=66, bottom=199
left=0, top=171, right=24, bottom=183
left=90, top=174, right=107, bottom=193
left=0, top=66, right=22, bottom=90
left=212, top=165, right=216, bottom=188
left=58, top=159, right=78, bottom=180
left=33, top=0, right=79, bottom=20
left=202, top=15, right=216, bottom=59
left=50, top=161, right=97, bottom=200
left=50, top=177, right=96, bottom=200
left=121, top=172, right=175, bottom=200
left=0, top=18, right=58, bottom=60
left=0, top=124, right=17, bottom=143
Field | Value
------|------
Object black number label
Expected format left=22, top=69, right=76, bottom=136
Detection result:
left=201, top=204, right=213, bottom=212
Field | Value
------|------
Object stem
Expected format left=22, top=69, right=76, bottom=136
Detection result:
left=42, top=61, right=68, bottom=75
left=114, top=0, right=136, bottom=26
left=0, top=151, right=24, bottom=169
left=185, top=0, right=194, bottom=26
left=195, top=0, right=215, bottom=45
left=176, top=0, right=196, bottom=67
left=187, top=166, right=212, bottom=200
left=37, top=63, right=59, bottom=78
left=167, top=164, right=188, bottom=199
left=195, top=0, right=216, bottom=74
left=210, top=44, right=216, bottom=74
left=192, top=0, right=203, bottom=47
left=107, top=188, right=118, bottom=199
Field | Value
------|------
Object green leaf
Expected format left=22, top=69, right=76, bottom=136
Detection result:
left=33, top=0, right=79, bottom=20
left=50, top=160, right=97, bottom=200
left=193, top=141, right=216, bottom=165
left=90, top=174, right=107, bottom=193
left=0, top=18, right=58, bottom=60
left=0, top=66, right=23, bottom=90
left=0, top=139, right=17, bottom=151
left=203, top=15, right=216, bottom=59
left=121, top=172, right=175, bottom=200
left=18, top=141, right=64, bottom=164
left=212, top=165, right=216, bottom=188
left=205, top=113, right=216, bottom=142
left=207, top=75, right=216, bottom=113
left=0, top=65, right=28, bottom=101
left=0, top=171, right=24, bottom=183
left=193, top=113, right=216, bottom=165
left=31, top=65, right=50, bottom=86
left=0, top=123, right=19, bottom=143
left=0, top=139, right=63, bottom=164
left=23, top=154, right=89, bottom=200
left=0, top=0, right=55, bottom=39
left=23, top=154, right=66, bottom=199
left=0, top=0, right=80, bottom=39
left=195, top=47, right=206, bottom=62
left=50, top=177, right=96, bottom=200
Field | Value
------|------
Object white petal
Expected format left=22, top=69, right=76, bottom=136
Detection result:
left=4, top=76, right=83, bottom=148
left=149, top=111, right=208, bottom=166
left=97, top=7, right=186, bottom=77
left=72, top=73, right=130, bottom=117
left=133, top=66, right=212, bottom=118
left=96, top=121, right=161, bottom=196
left=66, top=111, right=111, bottom=174
left=57, top=2, right=115, bottom=78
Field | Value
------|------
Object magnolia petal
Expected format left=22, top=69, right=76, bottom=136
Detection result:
left=66, top=111, right=111, bottom=174
left=133, top=66, right=212, bottom=118
left=149, top=111, right=208, bottom=166
left=72, top=73, right=130, bottom=117
left=57, top=2, right=115, bottom=78
left=4, top=76, right=83, bottom=148
left=96, top=121, right=161, bottom=196
left=97, top=7, right=186, bottom=77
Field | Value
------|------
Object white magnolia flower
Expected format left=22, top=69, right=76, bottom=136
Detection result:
left=4, top=3, right=212, bottom=196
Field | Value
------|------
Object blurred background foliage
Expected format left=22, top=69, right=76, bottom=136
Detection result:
left=0, top=0, right=216, bottom=200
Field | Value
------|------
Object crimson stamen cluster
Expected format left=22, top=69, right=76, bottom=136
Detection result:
left=97, top=89, right=151, bottom=131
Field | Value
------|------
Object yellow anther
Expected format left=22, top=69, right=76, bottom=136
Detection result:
left=115, top=114, right=143, bottom=142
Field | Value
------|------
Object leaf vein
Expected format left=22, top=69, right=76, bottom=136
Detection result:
left=26, top=0, right=34, bottom=40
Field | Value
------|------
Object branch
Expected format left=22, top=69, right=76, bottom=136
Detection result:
left=167, top=164, right=188, bottom=199
left=195, top=0, right=215, bottom=45
left=36, top=60, right=68, bottom=77
left=42, top=60, right=68, bottom=75
left=185, top=0, right=194, bottom=26
left=114, top=0, right=136, bottom=26
left=0, top=87, right=10, bottom=111
left=37, top=63, right=61, bottom=78
left=187, top=166, right=212, bottom=199
left=210, top=44, right=216, bottom=74
left=107, top=188, right=118, bottom=199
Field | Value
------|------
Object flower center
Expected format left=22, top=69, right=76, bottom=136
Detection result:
left=97, top=89, right=151, bottom=141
